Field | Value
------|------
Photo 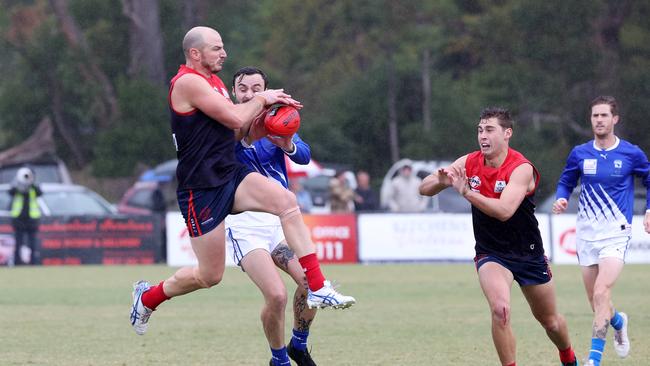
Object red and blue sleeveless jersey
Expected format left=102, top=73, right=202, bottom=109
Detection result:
left=465, top=148, right=544, bottom=259
left=169, top=65, right=241, bottom=190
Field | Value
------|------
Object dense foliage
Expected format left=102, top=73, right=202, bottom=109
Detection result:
left=1, top=0, right=649, bottom=197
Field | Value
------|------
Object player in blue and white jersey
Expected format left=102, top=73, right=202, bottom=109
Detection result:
left=226, top=66, right=339, bottom=366
left=553, top=96, right=650, bottom=366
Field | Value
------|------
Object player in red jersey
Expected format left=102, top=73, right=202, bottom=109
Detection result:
left=129, top=26, right=355, bottom=342
left=419, top=107, right=577, bottom=366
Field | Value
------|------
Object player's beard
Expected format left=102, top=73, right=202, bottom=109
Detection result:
left=201, top=58, right=222, bottom=74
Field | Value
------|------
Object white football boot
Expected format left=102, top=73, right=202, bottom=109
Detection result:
left=130, top=280, right=153, bottom=335
left=613, top=312, right=630, bottom=358
left=307, top=280, right=356, bottom=309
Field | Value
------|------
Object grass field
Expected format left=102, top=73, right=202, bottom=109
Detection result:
left=1, top=263, right=648, bottom=365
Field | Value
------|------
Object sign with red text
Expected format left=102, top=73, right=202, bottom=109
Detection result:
left=302, top=214, right=358, bottom=264
left=166, top=213, right=358, bottom=266
left=0, top=216, right=162, bottom=265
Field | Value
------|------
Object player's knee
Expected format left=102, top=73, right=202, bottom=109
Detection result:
left=491, top=303, right=511, bottom=325
left=539, top=315, right=562, bottom=333
left=195, top=269, right=223, bottom=288
left=266, top=288, right=288, bottom=310
left=592, top=285, right=610, bottom=305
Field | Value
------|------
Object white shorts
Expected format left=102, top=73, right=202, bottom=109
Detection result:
left=576, top=236, right=630, bottom=266
left=226, top=224, right=285, bottom=267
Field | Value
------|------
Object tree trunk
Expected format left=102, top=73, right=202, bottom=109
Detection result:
left=387, top=59, right=400, bottom=163
left=421, top=48, right=432, bottom=133
left=182, top=0, right=208, bottom=31
left=122, top=0, right=166, bottom=85
left=48, top=0, right=119, bottom=130
left=49, top=76, right=86, bottom=167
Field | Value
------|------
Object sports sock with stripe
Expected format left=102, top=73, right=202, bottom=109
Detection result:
left=270, top=346, right=291, bottom=366
left=610, top=311, right=624, bottom=331
left=291, top=329, right=309, bottom=351
left=588, top=337, right=605, bottom=365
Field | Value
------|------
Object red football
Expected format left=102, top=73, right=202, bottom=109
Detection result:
left=264, top=104, right=301, bottom=136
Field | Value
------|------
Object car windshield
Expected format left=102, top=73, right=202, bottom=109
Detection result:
left=0, top=165, right=62, bottom=184
left=41, top=190, right=113, bottom=215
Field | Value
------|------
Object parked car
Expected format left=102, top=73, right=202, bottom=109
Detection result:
left=380, top=158, right=471, bottom=213
left=0, top=183, right=117, bottom=216
left=117, top=159, right=178, bottom=215
left=300, top=170, right=356, bottom=214
left=0, top=156, right=73, bottom=185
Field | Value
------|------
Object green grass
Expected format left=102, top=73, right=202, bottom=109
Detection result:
left=0, top=264, right=648, bottom=365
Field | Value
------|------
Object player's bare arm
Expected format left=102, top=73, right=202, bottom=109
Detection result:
left=419, top=155, right=467, bottom=197
left=452, top=163, right=534, bottom=221
left=644, top=211, right=650, bottom=233
left=171, top=73, right=300, bottom=130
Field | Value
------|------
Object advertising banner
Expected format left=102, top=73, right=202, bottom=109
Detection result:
left=167, top=213, right=358, bottom=267
left=358, top=213, right=551, bottom=262
left=550, top=214, right=650, bottom=264
left=0, top=216, right=162, bottom=266
left=358, top=213, right=476, bottom=262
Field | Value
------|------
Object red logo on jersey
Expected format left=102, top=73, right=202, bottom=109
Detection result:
left=468, top=175, right=481, bottom=189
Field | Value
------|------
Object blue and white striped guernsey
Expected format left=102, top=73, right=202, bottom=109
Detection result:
left=555, top=137, right=650, bottom=241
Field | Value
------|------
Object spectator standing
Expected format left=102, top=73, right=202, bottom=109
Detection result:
left=290, top=179, right=313, bottom=213
left=9, top=167, right=42, bottom=265
left=354, top=170, right=379, bottom=211
left=388, top=164, right=428, bottom=212
left=329, top=171, right=355, bottom=213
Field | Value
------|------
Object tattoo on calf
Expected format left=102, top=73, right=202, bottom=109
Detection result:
left=592, top=319, right=609, bottom=339
left=294, top=293, right=313, bottom=332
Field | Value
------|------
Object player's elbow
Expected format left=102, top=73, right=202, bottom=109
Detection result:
left=495, top=209, right=516, bottom=222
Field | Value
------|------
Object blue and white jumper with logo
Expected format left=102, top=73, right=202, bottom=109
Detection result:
left=555, top=137, right=650, bottom=241
left=226, top=134, right=310, bottom=228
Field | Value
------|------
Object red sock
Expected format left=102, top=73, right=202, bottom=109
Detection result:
left=559, top=346, right=576, bottom=363
left=505, top=363, right=516, bottom=366
left=298, top=253, right=326, bottom=291
left=141, top=281, right=170, bottom=310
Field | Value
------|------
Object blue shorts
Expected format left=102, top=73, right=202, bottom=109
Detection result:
left=177, top=165, right=253, bottom=238
left=474, top=254, right=552, bottom=287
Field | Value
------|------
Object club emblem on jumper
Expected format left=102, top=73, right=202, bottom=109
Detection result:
left=494, top=180, right=506, bottom=193
left=614, top=160, right=622, bottom=169
left=583, top=159, right=597, bottom=175
left=468, top=175, right=481, bottom=189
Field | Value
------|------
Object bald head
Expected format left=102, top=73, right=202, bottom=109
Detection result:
left=182, top=26, right=220, bottom=57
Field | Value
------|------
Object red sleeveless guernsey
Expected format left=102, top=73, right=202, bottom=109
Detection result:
left=464, top=148, right=544, bottom=259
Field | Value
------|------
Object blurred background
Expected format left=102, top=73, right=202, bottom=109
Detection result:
left=1, top=0, right=649, bottom=203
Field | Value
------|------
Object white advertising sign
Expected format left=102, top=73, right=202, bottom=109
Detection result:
left=358, top=213, right=476, bottom=262
left=358, top=213, right=551, bottom=262
left=550, top=214, right=650, bottom=264
left=166, top=212, right=236, bottom=267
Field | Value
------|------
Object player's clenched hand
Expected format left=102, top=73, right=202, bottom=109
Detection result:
left=256, top=89, right=303, bottom=110
left=552, top=198, right=568, bottom=214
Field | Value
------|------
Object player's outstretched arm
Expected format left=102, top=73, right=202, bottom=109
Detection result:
left=419, top=155, right=467, bottom=197
left=453, top=163, right=533, bottom=222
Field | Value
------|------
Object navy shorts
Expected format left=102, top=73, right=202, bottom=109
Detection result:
left=177, top=165, right=253, bottom=238
left=474, top=253, right=552, bottom=287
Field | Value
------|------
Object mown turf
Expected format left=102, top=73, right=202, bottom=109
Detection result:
left=0, top=263, right=648, bottom=365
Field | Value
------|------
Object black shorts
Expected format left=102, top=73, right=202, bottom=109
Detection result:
left=177, top=165, right=253, bottom=238
left=474, top=253, right=552, bottom=287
